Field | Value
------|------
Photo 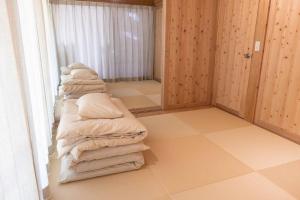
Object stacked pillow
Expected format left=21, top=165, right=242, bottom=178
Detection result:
left=77, top=93, right=123, bottom=119
left=56, top=93, right=148, bottom=183
left=70, top=69, right=98, bottom=80
left=61, top=63, right=93, bottom=75
left=59, top=63, right=106, bottom=99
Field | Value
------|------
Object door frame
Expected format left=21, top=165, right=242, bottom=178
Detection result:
left=212, top=0, right=272, bottom=122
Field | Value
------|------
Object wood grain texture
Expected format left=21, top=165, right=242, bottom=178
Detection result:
left=50, top=0, right=155, bottom=6
left=255, top=0, right=300, bottom=139
left=154, top=0, right=162, bottom=6
left=213, top=0, right=260, bottom=118
left=163, top=0, right=218, bottom=109
left=244, top=0, right=271, bottom=121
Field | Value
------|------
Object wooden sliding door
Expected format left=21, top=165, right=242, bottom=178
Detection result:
left=213, top=0, right=262, bottom=119
left=255, top=0, right=300, bottom=142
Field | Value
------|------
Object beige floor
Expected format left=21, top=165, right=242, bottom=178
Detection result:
left=49, top=108, right=300, bottom=200
left=106, top=80, right=161, bottom=109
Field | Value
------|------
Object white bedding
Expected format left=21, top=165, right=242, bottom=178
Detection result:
left=57, top=98, right=147, bottom=141
left=67, top=152, right=144, bottom=173
left=61, top=78, right=105, bottom=86
left=70, top=69, right=98, bottom=80
left=57, top=134, right=147, bottom=158
left=58, top=140, right=148, bottom=162
left=68, top=62, right=90, bottom=70
left=70, top=143, right=149, bottom=163
left=60, top=152, right=144, bottom=183
left=64, top=92, right=104, bottom=100
left=77, top=93, right=123, bottom=119
left=60, top=66, right=71, bottom=75
left=59, top=84, right=106, bottom=95
left=56, top=98, right=148, bottom=156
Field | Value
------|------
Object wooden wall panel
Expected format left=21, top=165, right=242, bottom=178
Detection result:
left=213, top=0, right=261, bottom=118
left=50, top=0, right=155, bottom=6
left=154, top=0, right=162, bottom=6
left=163, top=0, right=218, bottom=109
left=255, top=0, right=300, bottom=141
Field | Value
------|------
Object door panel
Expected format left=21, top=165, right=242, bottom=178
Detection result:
left=213, top=0, right=260, bottom=117
left=255, top=0, right=300, bottom=140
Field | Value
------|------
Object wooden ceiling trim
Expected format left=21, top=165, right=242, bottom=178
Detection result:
left=154, top=0, right=162, bottom=7
left=50, top=0, right=155, bottom=6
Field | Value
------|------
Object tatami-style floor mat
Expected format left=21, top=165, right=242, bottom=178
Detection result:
left=172, top=173, right=296, bottom=200
left=205, top=126, right=300, bottom=170
left=106, top=80, right=162, bottom=109
left=145, top=135, right=252, bottom=194
left=260, top=160, right=300, bottom=199
left=49, top=108, right=300, bottom=200
left=139, top=114, right=199, bottom=141
left=49, top=158, right=170, bottom=200
left=173, top=108, right=251, bottom=134
left=120, top=95, right=158, bottom=109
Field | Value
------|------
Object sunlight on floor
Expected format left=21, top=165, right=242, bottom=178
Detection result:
left=49, top=108, right=300, bottom=200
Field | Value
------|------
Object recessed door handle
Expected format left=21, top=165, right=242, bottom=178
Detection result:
left=244, top=53, right=252, bottom=59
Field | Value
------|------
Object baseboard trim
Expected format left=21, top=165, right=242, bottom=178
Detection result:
left=255, top=120, right=300, bottom=145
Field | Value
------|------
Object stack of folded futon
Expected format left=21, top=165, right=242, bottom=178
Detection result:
left=56, top=93, right=149, bottom=183
left=59, top=63, right=106, bottom=99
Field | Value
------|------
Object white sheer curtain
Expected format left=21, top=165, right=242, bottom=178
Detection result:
left=0, top=0, right=59, bottom=199
left=41, top=0, right=60, bottom=97
left=0, top=1, right=40, bottom=199
left=52, top=1, right=154, bottom=81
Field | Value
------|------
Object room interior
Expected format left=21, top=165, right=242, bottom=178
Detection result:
left=52, top=0, right=164, bottom=110
left=1, top=0, right=300, bottom=200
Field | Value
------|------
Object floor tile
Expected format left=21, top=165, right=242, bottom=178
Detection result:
left=136, top=84, right=161, bottom=95
left=107, top=80, right=161, bottom=95
left=127, top=80, right=161, bottom=88
left=173, top=108, right=251, bottom=134
left=49, top=159, right=171, bottom=200
left=172, top=173, right=296, bottom=200
left=106, top=82, right=133, bottom=90
left=205, top=126, right=300, bottom=170
left=120, top=95, right=158, bottom=109
left=146, top=94, right=161, bottom=106
left=51, top=101, right=300, bottom=199
left=260, top=160, right=300, bottom=199
left=145, top=135, right=252, bottom=194
left=138, top=114, right=199, bottom=142
left=109, top=88, right=143, bottom=97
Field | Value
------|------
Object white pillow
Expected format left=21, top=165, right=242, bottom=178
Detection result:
left=68, top=63, right=98, bottom=75
left=68, top=62, right=89, bottom=70
left=70, top=69, right=98, bottom=80
left=77, top=93, right=123, bottom=119
left=60, top=66, right=71, bottom=75
left=83, top=68, right=98, bottom=75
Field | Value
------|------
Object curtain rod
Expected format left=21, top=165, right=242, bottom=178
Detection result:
left=49, top=0, right=155, bottom=6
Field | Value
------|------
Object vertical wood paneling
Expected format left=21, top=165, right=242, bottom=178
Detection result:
left=163, top=0, right=218, bottom=109
left=244, top=0, right=271, bottom=121
left=255, top=0, right=300, bottom=141
left=213, top=0, right=261, bottom=117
